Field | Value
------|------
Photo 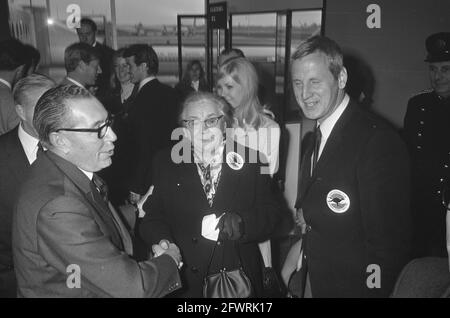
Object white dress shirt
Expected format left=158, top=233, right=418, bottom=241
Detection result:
left=0, top=78, right=12, bottom=90
left=18, top=124, right=40, bottom=164
left=317, top=94, right=350, bottom=159
left=66, top=77, right=85, bottom=88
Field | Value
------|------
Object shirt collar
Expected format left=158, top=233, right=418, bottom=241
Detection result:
left=318, top=93, right=350, bottom=143
left=191, top=80, right=200, bottom=91
left=18, top=123, right=40, bottom=164
left=0, top=78, right=12, bottom=90
left=78, top=168, right=93, bottom=181
left=66, top=77, right=85, bottom=88
left=138, top=76, right=156, bottom=91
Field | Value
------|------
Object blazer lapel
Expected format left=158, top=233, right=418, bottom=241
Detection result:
left=5, top=126, right=30, bottom=182
left=45, top=152, right=125, bottom=251
left=311, top=101, right=357, bottom=180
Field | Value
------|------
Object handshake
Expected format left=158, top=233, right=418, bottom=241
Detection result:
left=152, top=239, right=183, bottom=269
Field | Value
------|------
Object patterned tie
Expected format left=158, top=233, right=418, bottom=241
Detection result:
left=312, top=125, right=322, bottom=172
left=92, top=173, right=109, bottom=203
left=36, top=142, right=44, bottom=158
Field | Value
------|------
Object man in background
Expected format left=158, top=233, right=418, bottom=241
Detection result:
left=123, top=44, right=179, bottom=203
left=403, top=32, right=450, bottom=258
left=0, top=38, right=26, bottom=135
left=0, top=74, right=55, bottom=297
left=77, top=17, right=114, bottom=100
left=61, top=42, right=102, bottom=91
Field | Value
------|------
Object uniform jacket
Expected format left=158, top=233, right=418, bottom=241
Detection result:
left=139, top=145, right=281, bottom=297
left=0, top=126, right=29, bottom=297
left=297, top=99, right=412, bottom=297
left=12, top=151, right=181, bottom=297
left=403, top=90, right=450, bottom=257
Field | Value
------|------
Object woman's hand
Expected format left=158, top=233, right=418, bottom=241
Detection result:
left=216, top=212, right=244, bottom=240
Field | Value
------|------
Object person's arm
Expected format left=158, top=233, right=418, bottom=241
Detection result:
left=357, top=128, right=412, bottom=297
left=446, top=203, right=450, bottom=271
left=37, top=196, right=181, bottom=298
left=236, top=162, right=282, bottom=243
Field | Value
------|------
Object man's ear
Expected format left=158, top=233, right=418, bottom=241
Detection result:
left=139, top=62, right=148, bottom=73
left=49, top=132, right=70, bottom=154
left=78, top=60, right=87, bottom=72
left=338, top=67, right=348, bottom=90
left=15, top=104, right=26, bottom=121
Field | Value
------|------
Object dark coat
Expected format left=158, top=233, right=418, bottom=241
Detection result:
left=12, top=151, right=181, bottom=297
left=403, top=90, right=450, bottom=257
left=139, top=145, right=281, bottom=297
left=127, top=79, right=179, bottom=195
left=297, top=100, right=412, bottom=297
left=0, top=126, right=29, bottom=297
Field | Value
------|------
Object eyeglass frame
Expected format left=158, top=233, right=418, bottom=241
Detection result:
left=182, top=115, right=224, bottom=129
left=55, top=115, right=114, bottom=139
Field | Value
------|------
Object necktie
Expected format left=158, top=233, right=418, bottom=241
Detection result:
left=36, top=142, right=44, bottom=158
left=312, top=125, right=322, bottom=172
left=92, top=173, right=109, bottom=202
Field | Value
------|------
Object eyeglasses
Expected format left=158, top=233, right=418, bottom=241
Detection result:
left=182, top=115, right=223, bottom=129
left=56, top=116, right=114, bottom=139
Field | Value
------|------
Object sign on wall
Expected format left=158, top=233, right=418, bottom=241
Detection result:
left=208, top=1, right=227, bottom=29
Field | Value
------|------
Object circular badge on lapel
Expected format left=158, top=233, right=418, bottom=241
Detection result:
left=226, top=151, right=244, bottom=170
left=326, top=189, right=350, bottom=213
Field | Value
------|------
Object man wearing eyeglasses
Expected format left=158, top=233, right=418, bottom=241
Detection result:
left=12, top=85, right=182, bottom=297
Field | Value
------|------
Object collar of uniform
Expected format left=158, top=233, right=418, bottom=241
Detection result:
left=317, top=93, right=350, bottom=157
left=18, top=123, right=40, bottom=164
left=138, top=76, right=156, bottom=92
left=0, top=77, right=12, bottom=90
left=66, top=77, right=85, bottom=88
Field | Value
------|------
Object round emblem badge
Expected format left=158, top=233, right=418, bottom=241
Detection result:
left=326, top=189, right=350, bottom=213
left=226, top=151, right=244, bottom=170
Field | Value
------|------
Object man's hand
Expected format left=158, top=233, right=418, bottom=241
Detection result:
left=129, top=191, right=142, bottom=205
left=216, top=212, right=244, bottom=241
left=136, top=186, right=154, bottom=218
left=152, top=239, right=183, bottom=269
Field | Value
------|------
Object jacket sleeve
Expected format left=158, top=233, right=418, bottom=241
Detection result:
left=357, top=128, right=412, bottom=297
left=138, top=152, right=174, bottom=246
left=36, top=195, right=181, bottom=298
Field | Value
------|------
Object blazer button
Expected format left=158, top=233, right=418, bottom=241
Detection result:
left=192, top=237, right=198, bottom=243
left=191, top=266, right=199, bottom=273
left=420, top=107, right=425, bottom=111
left=419, top=121, right=425, bottom=125
left=417, top=133, right=422, bottom=137
left=417, top=145, right=422, bottom=150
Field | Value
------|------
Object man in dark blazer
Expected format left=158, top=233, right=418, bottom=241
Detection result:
left=60, top=42, right=102, bottom=91
left=124, top=44, right=179, bottom=202
left=77, top=17, right=114, bottom=99
left=0, top=74, right=55, bottom=297
left=12, top=84, right=182, bottom=297
left=291, top=36, right=412, bottom=297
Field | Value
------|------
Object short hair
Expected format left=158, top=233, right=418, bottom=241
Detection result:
left=180, top=91, right=234, bottom=128
left=33, top=85, right=93, bottom=145
left=23, top=44, right=41, bottom=75
left=80, top=17, right=97, bottom=32
left=13, top=73, right=55, bottom=108
left=0, top=38, right=27, bottom=71
left=123, top=44, right=159, bottom=75
left=64, top=42, right=100, bottom=73
left=291, top=35, right=344, bottom=80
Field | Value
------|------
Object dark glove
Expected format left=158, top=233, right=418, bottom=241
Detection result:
left=216, top=212, right=244, bottom=241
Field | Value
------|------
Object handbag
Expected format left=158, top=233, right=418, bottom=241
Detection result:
left=202, top=238, right=253, bottom=298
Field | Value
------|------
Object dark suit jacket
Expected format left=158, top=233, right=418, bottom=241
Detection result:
left=93, top=42, right=114, bottom=100
left=296, top=99, right=412, bottom=297
left=139, top=145, right=281, bottom=297
left=12, top=151, right=181, bottom=297
left=127, top=79, right=179, bottom=195
left=0, top=126, right=29, bottom=297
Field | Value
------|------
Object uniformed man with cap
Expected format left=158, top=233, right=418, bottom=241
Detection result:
left=403, top=32, right=450, bottom=258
